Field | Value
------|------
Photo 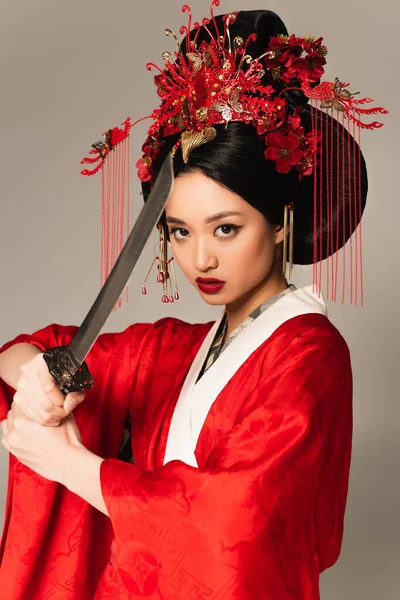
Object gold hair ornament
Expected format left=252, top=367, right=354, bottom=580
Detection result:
left=181, top=127, right=217, bottom=163
left=282, top=203, right=294, bottom=281
left=142, top=223, right=180, bottom=302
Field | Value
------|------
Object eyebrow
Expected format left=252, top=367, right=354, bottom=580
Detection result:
left=165, top=211, right=245, bottom=226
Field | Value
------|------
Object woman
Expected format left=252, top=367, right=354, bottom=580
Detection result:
left=0, top=4, right=386, bottom=599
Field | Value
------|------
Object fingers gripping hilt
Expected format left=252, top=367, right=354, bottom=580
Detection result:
left=42, top=346, right=94, bottom=394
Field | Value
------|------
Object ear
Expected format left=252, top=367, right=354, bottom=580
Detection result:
left=274, top=224, right=285, bottom=245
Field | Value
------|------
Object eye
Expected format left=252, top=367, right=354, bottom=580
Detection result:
left=215, top=224, right=242, bottom=238
left=169, top=227, right=189, bottom=240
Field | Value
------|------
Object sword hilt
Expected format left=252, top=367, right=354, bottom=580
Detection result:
left=42, top=346, right=94, bottom=394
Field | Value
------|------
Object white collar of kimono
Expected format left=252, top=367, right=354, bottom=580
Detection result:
left=163, top=285, right=327, bottom=468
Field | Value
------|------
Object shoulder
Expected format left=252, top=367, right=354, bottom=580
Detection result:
left=265, top=313, right=351, bottom=376
left=114, top=317, right=214, bottom=340
left=97, top=317, right=214, bottom=356
left=18, top=318, right=215, bottom=355
left=152, top=316, right=214, bottom=337
left=252, top=314, right=353, bottom=416
left=276, top=312, right=349, bottom=353
left=145, top=317, right=215, bottom=357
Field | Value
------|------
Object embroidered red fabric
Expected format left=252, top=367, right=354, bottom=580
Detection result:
left=0, top=314, right=352, bottom=599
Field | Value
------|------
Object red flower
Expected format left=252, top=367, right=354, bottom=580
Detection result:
left=264, top=131, right=304, bottom=174
left=264, top=35, right=304, bottom=77
left=267, top=35, right=290, bottom=54
left=288, top=113, right=302, bottom=132
left=136, top=158, right=152, bottom=182
left=256, top=119, right=271, bottom=135
left=294, top=52, right=326, bottom=82
left=141, top=139, right=162, bottom=162
left=287, top=35, right=306, bottom=54
left=269, top=97, right=287, bottom=126
left=303, top=36, right=325, bottom=54
left=280, top=57, right=298, bottom=83
left=264, top=37, right=291, bottom=73
left=296, top=151, right=315, bottom=179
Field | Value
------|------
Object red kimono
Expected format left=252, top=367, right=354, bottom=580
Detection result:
left=0, top=287, right=353, bottom=599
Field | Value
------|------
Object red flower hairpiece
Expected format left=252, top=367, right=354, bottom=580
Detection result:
left=79, top=1, right=387, bottom=307
left=127, top=4, right=386, bottom=183
left=81, top=2, right=387, bottom=184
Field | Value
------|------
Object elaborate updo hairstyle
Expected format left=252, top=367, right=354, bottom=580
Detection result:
left=142, top=10, right=367, bottom=265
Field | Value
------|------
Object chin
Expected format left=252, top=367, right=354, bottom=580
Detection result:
left=196, top=289, right=236, bottom=306
left=197, top=293, right=226, bottom=306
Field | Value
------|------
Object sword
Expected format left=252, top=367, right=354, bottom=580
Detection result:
left=42, top=153, right=174, bottom=394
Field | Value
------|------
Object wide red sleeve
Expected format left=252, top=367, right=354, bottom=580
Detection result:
left=98, top=330, right=353, bottom=599
left=0, top=321, right=155, bottom=600
left=0, top=324, right=80, bottom=420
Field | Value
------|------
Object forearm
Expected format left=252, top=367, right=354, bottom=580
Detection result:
left=62, top=444, right=109, bottom=517
left=0, top=343, right=41, bottom=389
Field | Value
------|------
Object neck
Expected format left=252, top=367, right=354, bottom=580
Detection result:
left=224, top=273, right=289, bottom=341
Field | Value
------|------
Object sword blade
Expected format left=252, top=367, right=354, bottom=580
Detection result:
left=68, top=152, right=174, bottom=366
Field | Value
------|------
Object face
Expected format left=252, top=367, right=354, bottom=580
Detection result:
left=165, top=171, right=285, bottom=308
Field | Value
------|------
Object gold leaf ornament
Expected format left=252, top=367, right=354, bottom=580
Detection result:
left=180, top=127, right=217, bottom=163
left=212, top=102, right=232, bottom=122
left=211, top=89, right=243, bottom=125
left=230, top=88, right=243, bottom=113
left=186, top=52, right=203, bottom=73
left=203, top=47, right=213, bottom=67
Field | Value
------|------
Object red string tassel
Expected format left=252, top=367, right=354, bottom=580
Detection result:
left=312, top=102, right=318, bottom=295
left=347, top=120, right=353, bottom=304
left=329, top=107, right=335, bottom=301
left=358, top=121, right=364, bottom=306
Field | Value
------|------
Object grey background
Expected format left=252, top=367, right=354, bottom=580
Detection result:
left=0, top=0, right=398, bottom=597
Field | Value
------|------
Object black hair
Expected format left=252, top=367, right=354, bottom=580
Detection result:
left=142, top=10, right=367, bottom=265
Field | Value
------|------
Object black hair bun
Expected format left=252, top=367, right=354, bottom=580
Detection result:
left=189, top=10, right=288, bottom=61
left=145, top=9, right=368, bottom=267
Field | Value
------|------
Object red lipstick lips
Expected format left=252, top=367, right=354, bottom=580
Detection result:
left=195, top=277, right=225, bottom=294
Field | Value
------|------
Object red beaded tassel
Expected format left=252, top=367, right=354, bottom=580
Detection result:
left=310, top=104, right=364, bottom=305
left=311, top=102, right=319, bottom=298
left=305, top=77, right=387, bottom=305
left=81, top=117, right=163, bottom=308
left=142, top=223, right=180, bottom=302
left=100, top=137, right=130, bottom=308
left=81, top=119, right=132, bottom=308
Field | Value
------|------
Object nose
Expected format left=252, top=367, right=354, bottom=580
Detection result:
left=193, top=237, right=218, bottom=272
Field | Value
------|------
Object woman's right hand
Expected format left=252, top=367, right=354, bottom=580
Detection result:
left=12, top=353, right=86, bottom=426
